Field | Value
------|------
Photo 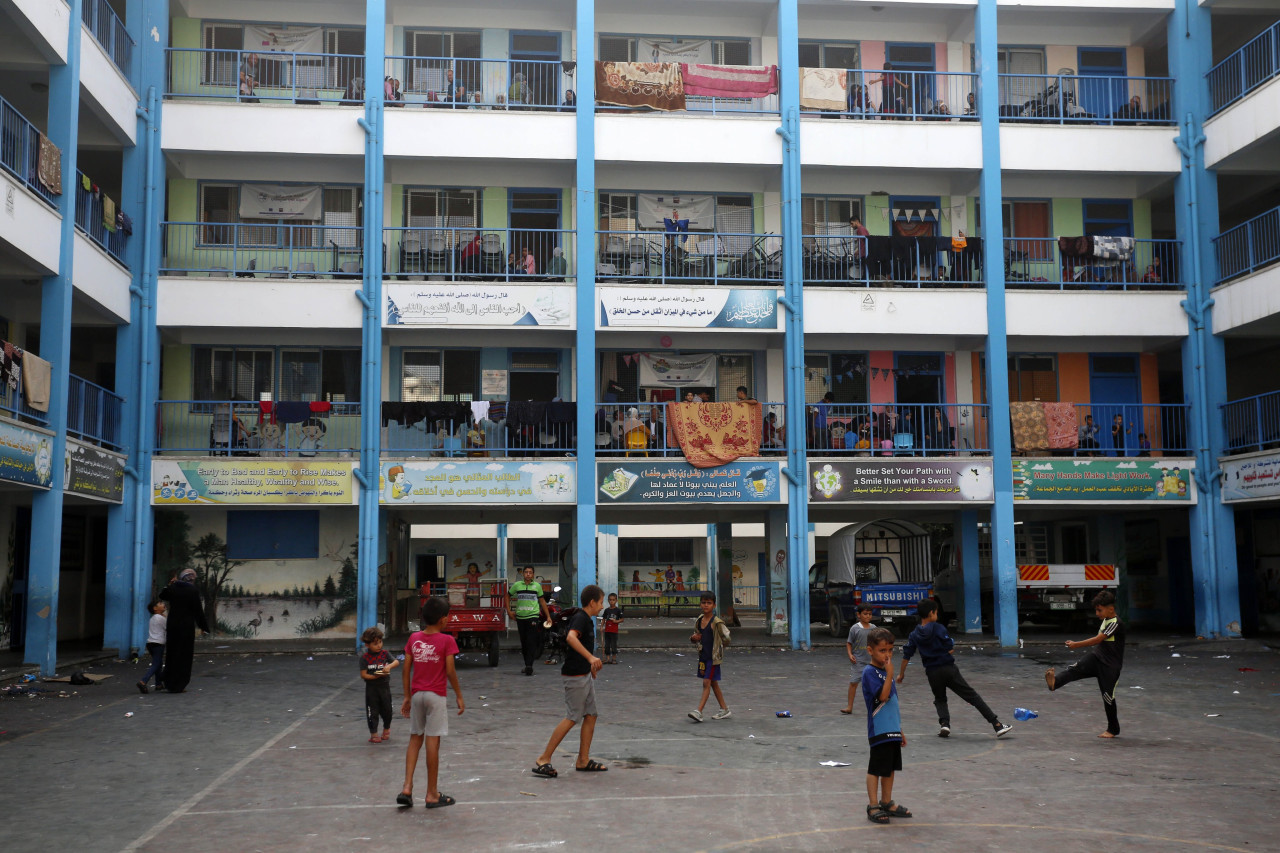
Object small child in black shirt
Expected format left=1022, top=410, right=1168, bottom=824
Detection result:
left=360, top=626, right=400, bottom=743
left=1045, top=590, right=1125, bottom=738
left=601, top=593, right=624, bottom=664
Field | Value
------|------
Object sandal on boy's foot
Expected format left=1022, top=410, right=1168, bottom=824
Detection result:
left=575, top=759, right=608, bottom=772
left=136, top=681, right=149, bottom=695
left=531, top=763, right=558, bottom=778
left=424, top=793, right=456, bottom=809
left=396, top=793, right=413, bottom=808
left=879, top=801, right=912, bottom=818
left=369, top=735, right=382, bottom=743
left=380, top=731, right=392, bottom=742
left=866, top=804, right=890, bottom=824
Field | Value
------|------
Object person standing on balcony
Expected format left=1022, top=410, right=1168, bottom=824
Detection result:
left=509, top=72, right=528, bottom=107
left=239, top=53, right=259, bottom=102
left=1078, top=415, right=1101, bottom=455
left=868, top=62, right=908, bottom=116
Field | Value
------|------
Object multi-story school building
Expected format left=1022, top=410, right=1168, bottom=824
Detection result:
left=2, top=0, right=1278, bottom=671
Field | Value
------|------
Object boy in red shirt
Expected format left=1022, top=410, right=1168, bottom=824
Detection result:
left=601, top=592, right=623, bottom=664
left=397, top=597, right=465, bottom=808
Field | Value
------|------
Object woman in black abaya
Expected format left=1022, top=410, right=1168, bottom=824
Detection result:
left=159, top=569, right=210, bottom=693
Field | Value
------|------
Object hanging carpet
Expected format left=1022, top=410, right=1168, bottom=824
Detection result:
left=666, top=401, right=762, bottom=469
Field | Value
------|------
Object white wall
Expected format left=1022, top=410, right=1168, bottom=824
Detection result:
left=597, top=116, right=782, bottom=166
left=1212, top=265, right=1280, bottom=335
left=10, top=0, right=69, bottom=62
left=0, top=176, right=63, bottom=275
left=384, top=111, right=576, bottom=161
left=162, top=103, right=365, bottom=157
left=1001, top=127, right=1181, bottom=174
left=1006, top=291, right=1187, bottom=338
left=1204, top=76, right=1280, bottom=169
left=803, top=122, right=982, bottom=171
left=72, top=233, right=132, bottom=321
left=157, top=279, right=364, bottom=328
left=79, top=26, right=138, bottom=145
left=804, top=288, right=988, bottom=336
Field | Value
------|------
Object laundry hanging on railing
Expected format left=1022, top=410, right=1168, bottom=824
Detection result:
left=2, top=341, right=23, bottom=392
left=799, top=68, right=847, bottom=111
left=37, top=134, right=61, bottom=195
left=596, top=62, right=686, bottom=111
left=1042, top=402, right=1080, bottom=450
left=665, top=401, right=762, bottom=469
left=21, top=351, right=51, bottom=413
left=1009, top=401, right=1050, bottom=452
left=1092, top=236, right=1134, bottom=261
left=680, top=64, right=778, bottom=98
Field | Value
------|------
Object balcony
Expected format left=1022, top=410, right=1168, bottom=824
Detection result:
left=1, top=95, right=60, bottom=209
left=1214, top=206, right=1279, bottom=285
left=1223, top=391, right=1280, bottom=456
left=385, top=227, right=575, bottom=280
left=0, top=360, right=49, bottom=428
left=156, top=401, right=360, bottom=456
left=997, top=74, right=1174, bottom=126
left=383, top=56, right=574, bottom=111
left=67, top=374, right=123, bottom=451
left=595, top=61, right=779, bottom=116
left=74, top=169, right=127, bottom=268
left=1003, top=238, right=1181, bottom=290
left=82, top=0, right=133, bottom=78
left=383, top=401, right=578, bottom=457
left=799, top=69, right=977, bottom=122
left=596, top=231, right=781, bottom=286
left=1207, top=22, right=1280, bottom=117
left=805, top=403, right=990, bottom=457
left=166, top=48, right=365, bottom=105
left=160, top=222, right=364, bottom=278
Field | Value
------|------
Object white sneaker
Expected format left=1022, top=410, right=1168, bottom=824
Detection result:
left=712, top=708, right=732, bottom=720
left=995, top=723, right=1013, bottom=738
left=688, top=709, right=703, bottom=722
left=938, top=725, right=951, bottom=738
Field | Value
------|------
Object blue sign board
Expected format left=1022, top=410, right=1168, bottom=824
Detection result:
left=0, top=419, right=53, bottom=488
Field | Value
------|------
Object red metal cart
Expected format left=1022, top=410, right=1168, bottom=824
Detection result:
left=419, top=579, right=508, bottom=667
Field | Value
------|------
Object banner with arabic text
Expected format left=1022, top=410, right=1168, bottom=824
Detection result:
left=386, top=283, right=573, bottom=327
left=597, top=460, right=782, bottom=504
left=599, top=288, right=780, bottom=329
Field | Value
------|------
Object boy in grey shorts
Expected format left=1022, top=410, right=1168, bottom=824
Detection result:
left=532, top=584, right=607, bottom=777
left=397, top=597, right=465, bottom=808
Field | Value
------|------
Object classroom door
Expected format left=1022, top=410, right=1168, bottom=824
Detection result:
left=1076, top=48, right=1127, bottom=120
left=510, top=31, right=561, bottom=107
left=1088, top=354, right=1142, bottom=456
left=509, top=190, right=562, bottom=276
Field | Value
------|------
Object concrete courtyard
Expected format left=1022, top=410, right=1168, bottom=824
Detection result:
left=1, top=634, right=1276, bottom=852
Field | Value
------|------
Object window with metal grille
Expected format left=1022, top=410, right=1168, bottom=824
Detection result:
left=198, top=184, right=359, bottom=248
left=402, top=350, right=480, bottom=402
left=194, top=347, right=274, bottom=402
left=598, top=193, right=637, bottom=231
left=798, top=42, right=860, bottom=70
left=405, top=188, right=479, bottom=228
left=511, top=351, right=560, bottom=371
left=324, top=29, right=364, bottom=89
left=803, top=197, right=863, bottom=235
left=1007, top=354, right=1058, bottom=402
left=201, top=24, right=243, bottom=85
left=279, top=349, right=362, bottom=402
left=998, top=48, right=1046, bottom=106
left=513, top=540, right=559, bottom=565
left=716, top=355, right=753, bottom=400
left=620, top=539, right=694, bottom=564
left=596, top=36, right=752, bottom=66
left=404, top=30, right=482, bottom=93
left=806, top=353, right=868, bottom=403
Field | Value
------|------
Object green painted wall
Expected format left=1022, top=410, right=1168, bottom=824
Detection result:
left=1132, top=199, right=1152, bottom=240
left=161, top=344, right=193, bottom=398
left=482, top=187, right=506, bottom=230
left=865, top=195, right=890, bottom=236
left=169, top=178, right=198, bottom=221
left=752, top=192, right=764, bottom=232
left=172, top=17, right=200, bottom=50
left=1052, top=198, right=1083, bottom=236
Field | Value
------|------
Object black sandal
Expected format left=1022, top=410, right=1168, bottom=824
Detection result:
left=396, top=793, right=413, bottom=808
left=866, top=804, right=890, bottom=824
left=531, top=763, right=558, bottom=778
left=424, top=793, right=455, bottom=809
left=879, top=800, right=912, bottom=818
left=575, top=759, right=608, bottom=772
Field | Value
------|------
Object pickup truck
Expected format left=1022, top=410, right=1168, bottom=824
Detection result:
left=809, top=519, right=936, bottom=636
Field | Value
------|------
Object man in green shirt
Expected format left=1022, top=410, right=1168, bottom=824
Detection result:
left=508, top=565, right=552, bottom=675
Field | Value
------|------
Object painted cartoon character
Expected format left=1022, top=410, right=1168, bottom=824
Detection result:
left=773, top=549, right=786, bottom=579
left=257, top=421, right=283, bottom=455
left=387, top=465, right=410, bottom=499
left=298, top=417, right=326, bottom=457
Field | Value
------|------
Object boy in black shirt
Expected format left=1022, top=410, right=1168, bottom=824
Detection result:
left=532, top=585, right=607, bottom=777
left=601, top=593, right=624, bottom=664
left=1045, top=590, right=1125, bottom=738
left=359, top=627, right=400, bottom=743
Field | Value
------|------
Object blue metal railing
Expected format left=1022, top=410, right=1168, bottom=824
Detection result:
left=997, top=74, right=1174, bottom=125
left=1213, top=205, right=1280, bottom=284
left=83, top=0, right=133, bottom=77
left=382, top=402, right=578, bottom=457
left=75, top=169, right=127, bottom=267
left=1068, top=404, right=1190, bottom=456
left=596, top=401, right=788, bottom=457
left=1223, top=391, right=1280, bottom=455
left=1003, top=238, right=1182, bottom=289
left=0, top=358, right=49, bottom=427
left=166, top=48, right=366, bottom=103
left=160, top=222, right=364, bottom=277
left=596, top=230, right=782, bottom=285
left=1208, top=22, right=1280, bottom=116
left=156, top=401, right=361, bottom=456
left=1, top=95, right=59, bottom=208
left=799, top=69, right=976, bottom=121
left=385, top=55, right=576, bottom=110
left=805, top=402, right=990, bottom=456
left=385, top=226, right=575, bottom=280
left=67, top=374, right=123, bottom=450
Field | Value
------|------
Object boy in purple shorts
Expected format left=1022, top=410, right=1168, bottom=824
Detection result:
left=688, top=591, right=732, bottom=722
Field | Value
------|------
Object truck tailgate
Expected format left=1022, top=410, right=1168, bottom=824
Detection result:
left=860, top=584, right=933, bottom=606
left=1016, top=564, right=1115, bottom=587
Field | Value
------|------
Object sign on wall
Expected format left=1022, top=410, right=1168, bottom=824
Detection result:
left=0, top=420, right=52, bottom=488
left=65, top=441, right=124, bottom=503
left=1221, top=452, right=1280, bottom=503
left=1013, top=458, right=1195, bottom=502
left=386, top=283, right=573, bottom=327
left=599, top=288, right=779, bottom=329
left=380, top=460, right=576, bottom=504
left=237, top=184, right=322, bottom=220
left=597, top=460, right=783, bottom=504
left=151, top=460, right=356, bottom=505
left=809, top=460, right=995, bottom=503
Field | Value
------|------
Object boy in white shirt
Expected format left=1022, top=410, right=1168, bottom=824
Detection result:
left=137, top=600, right=167, bottom=694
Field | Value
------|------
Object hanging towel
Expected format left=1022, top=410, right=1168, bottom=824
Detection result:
left=37, top=134, right=62, bottom=195
left=258, top=400, right=275, bottom=425
left=21, top=352, right=51, bottom=413
left=103, top=195, right=116, bottom=232
left=274, top=401, right=312, bottom=424
left=309, top=401, right=332, bottom=413
left=2, top=341, right=23, bottom=391
left=81, top=173, right=91, bottom=192
left=470, top=401, right=491, bottom=423
left=546, top=401, right=576, bottom=423
left=1092, top=235, right=1134, bottom=261
left=1042, top=402, right=1079, bottom=449
left=680, top=63, right=778, bottom=98
left=799, top=68, right=847, bottom=111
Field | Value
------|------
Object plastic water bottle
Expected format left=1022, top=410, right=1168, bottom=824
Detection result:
left=776, top=711, right=792, bottom=718
left=1013, top=707, right=1038, bottom=721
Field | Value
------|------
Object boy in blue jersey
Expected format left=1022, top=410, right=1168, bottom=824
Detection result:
left=861, top=627, right=911, bottom=824
left=1045, top=590, right=1125, bottom=738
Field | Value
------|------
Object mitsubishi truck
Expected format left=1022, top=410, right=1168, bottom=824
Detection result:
left=809, top=519, right=936, bottom=636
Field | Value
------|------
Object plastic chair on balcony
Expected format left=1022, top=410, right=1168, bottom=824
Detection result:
left=269, top=266, right=289, bottom=279
left=441, top=436, right=463, bottom=457
left=425, top=233, right=451, bottom=278
left=235, top=259, right=257, bottom=278
left=601, top=233, right=626, bottom=272
left=480, top=234, right=504, bottom=276
left=893, top=432, right=915, bottom=456
left=339, top=260, right=361, bottom=279
left=627, top=237, right=651, bottom=279
left=294, top=262, right=317, bottom=279
left=209, top=411, right=250, bottom=456
left=209, top=267, right=230, bottom=278
left=399, top=234, right=424, bottom=279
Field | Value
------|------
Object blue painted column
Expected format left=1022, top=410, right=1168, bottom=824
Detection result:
left=776, top=0, right=809, bottom=648
left=1170, top=0, right=1241, bottom=637
left=355, top=0, right=386, bottom=646
left=975, top=0, right=1017, bottom=647
left=496, top=523, right=509, bottom=581
left=104, top=0, right=163, bottom=657
left=574, top=0, right=598, bottom=589
left=765, top=506, right=788, bottom=635
left=705, top=524, right=719, bottom=599
left=598, top=524, right=619, bottom=600
left=955, top=509, right=982, bottom=633
left=25, top=0, right=83, bottom=673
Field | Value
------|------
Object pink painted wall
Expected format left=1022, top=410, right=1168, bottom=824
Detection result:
left=944, top=352, right=957, bottom=403
left=862, top=42, right=885, bottom=71
left=869, top=350, right=894, bottom=405
left=935, top=43, right=947, bottom=73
